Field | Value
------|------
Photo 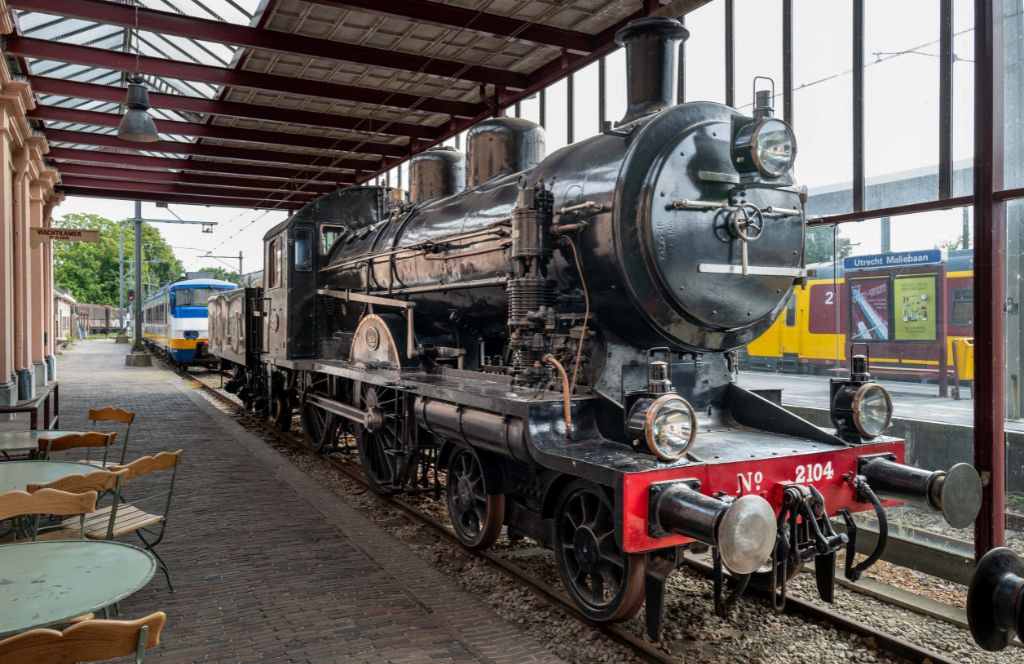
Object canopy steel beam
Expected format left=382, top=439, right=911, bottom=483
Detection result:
left=29, top=105, right=407, bottom=157
left=11, top=0, right=529, bottom=88
left=59, top=185, right=297, bottom=210
left=56, top=162, right=336, bottom=194
left=61, top=174, right=315, bottom=202
left=45, top=127, right=374, bottom=171
left=304, top=0, right=594, bottom=54
left=48, top=147, right=355, bottom=184
left=6, top=37, right=480, bottom=118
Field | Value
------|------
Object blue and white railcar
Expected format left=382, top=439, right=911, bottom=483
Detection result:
left=143, top=278, right=236, bottom=364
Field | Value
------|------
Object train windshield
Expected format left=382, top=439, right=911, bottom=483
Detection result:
left=176, top=288, right=217, bottom=307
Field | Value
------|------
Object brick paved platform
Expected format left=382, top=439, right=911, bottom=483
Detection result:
left=26, top=341, right=563, bottom=663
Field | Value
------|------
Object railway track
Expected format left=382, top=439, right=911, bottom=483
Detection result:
left=181, top=366, right=961, bottom=664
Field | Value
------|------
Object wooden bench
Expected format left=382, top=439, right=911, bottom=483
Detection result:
left=0, top=382, right=60, bottom=430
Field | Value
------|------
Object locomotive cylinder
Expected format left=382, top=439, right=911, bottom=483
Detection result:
left=650, top=481, right=776, bottom=575
left=859, top=456, right=982, bottom=529
left=409, top=146, right=465, bottom=204
left=616, top=17, right=689, bottom=125
left=466, top=118, right=545, bottom=188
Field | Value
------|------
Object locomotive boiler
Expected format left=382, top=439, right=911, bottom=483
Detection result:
left=209, top=17, right=984, bottom=640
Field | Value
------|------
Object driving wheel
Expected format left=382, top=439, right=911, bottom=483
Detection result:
left=553, top=480, right=646, bottom=622
left=446, top=447, right=504, bottom=549
left=301, top=397, right=340, bottom=453
left=354, top=383, right=404, bottom=494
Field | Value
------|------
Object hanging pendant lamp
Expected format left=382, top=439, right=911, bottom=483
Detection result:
left=117, top=74, right=159, bottom=143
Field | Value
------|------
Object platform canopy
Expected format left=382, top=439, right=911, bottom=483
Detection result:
left=4, top=0, right=699, bottom=210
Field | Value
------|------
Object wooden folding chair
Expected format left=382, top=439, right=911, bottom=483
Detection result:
left=0, top=488, right=97, bottom=542
left=24, top=469, right=128, bottom=542
left=38, top=432, right=117, bottom=468
left=62, top=450, right=185, bottom=592
left=89, top=407, right=136, bottom=466
left=0, top=611, right=166, bottom=664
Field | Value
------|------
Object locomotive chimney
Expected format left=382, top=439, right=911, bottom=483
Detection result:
left=409, top=146, right=465, bottom=204
left=615, top=17, right=689, bottom=126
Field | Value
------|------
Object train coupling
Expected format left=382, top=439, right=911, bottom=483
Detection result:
left=856, top=454, right=982, bottom=529
left=967, top=547, right=1024, bottom=651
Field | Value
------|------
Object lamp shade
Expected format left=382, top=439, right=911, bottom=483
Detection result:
left=117, top=78, right=159, bottom=142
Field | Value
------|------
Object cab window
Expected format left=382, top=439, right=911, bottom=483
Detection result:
left=320, top=225, right=346, bottom=255
left=295, top=229, right=313, bottom=272
left=951, top=287, right=973, bottom=326
left=784, top=293, right=797, bottom=327
left=268, top=237, right=283, bottom=288
left=176, top=290, right=191, bottom=306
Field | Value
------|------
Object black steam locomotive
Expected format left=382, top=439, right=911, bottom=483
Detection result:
left=208, top=17, right=1002, bottom=645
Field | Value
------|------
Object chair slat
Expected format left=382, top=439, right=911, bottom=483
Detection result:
left=0, top=612, right=166, bottom=664
left=0, top=489, right=97, bottom=522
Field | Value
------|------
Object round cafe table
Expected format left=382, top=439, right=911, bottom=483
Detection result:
left=0, top=430, right=86, bottom=455
left=0, top=460, right=93, bottom=493
left=0, top=541, right=156, bottom=637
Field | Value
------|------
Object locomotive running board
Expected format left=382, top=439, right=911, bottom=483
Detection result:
left=698, top=263, right=807, bottom=277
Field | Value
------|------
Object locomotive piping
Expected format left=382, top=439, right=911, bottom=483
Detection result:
left=543, top=354, right=573, bottom=438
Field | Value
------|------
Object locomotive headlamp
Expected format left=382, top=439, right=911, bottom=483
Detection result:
left=732, top=117, right=797, bottom=178
left=830, top=353, right=894, bottom=441
left=627, top=394, right=698, bottom=461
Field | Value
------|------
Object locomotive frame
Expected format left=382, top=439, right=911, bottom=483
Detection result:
left=208, top=17, right=983, bottom=641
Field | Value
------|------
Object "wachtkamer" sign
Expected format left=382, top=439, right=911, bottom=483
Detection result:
left=30, top=227, right=100, bottom=247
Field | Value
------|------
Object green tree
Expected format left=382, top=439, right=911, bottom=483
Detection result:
left=805, top=225, right=853, bottom=265
left=53, top=213, right=184, bottom=306
left=193, top=266, right=239, bottom=284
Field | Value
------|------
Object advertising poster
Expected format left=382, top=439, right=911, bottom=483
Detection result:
left=849, top=277, right=890, bottom=341
left=894, top=275, right=937, bottom=341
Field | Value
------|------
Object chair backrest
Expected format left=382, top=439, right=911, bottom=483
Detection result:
left=42, top=432, right=116, bottom=454
left=112, top=449, right=184, bottom=481
left=0, top=488, right=97, bottom=522
left=0, top=611, right=166, bottom=664
left=26, top=468, right=127, bottom=495
left=89, top=407, right=135, bottom=465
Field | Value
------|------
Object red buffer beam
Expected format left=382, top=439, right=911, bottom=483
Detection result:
left=60, top=185, right=298, bottom=210
left=60, top=175, right=316, bottom=202
left=305, top=0, right=595, bottom=53
left=55, top=162, right=337, bottom=194
left=47, top=147, right=356, bottom=185
left=11, top=0, right=529, bottom=89
left=6, top=38, right=480, bottom=118
left=45, top=128, right=374, bottom=171
left=29, top=105, right=408, bottom=157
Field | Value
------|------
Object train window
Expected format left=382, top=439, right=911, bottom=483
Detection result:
left=320, top=225, right=345, bottom=255
left=176, top=290, right=192, bottom=306
left=784, top=294, right=797, bottom=327
left=268, top=238, right=283, bottom=288
left=951, top=287, right=974, bottom=326
left=294, top=229, right=313, bottom=272
left=191, top=289, right=215, bottom=306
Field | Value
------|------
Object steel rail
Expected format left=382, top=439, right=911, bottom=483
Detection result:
left=180, top=366, right=966, bottom=664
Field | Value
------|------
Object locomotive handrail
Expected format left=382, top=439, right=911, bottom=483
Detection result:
left=316, top=289, right=418, bottom=359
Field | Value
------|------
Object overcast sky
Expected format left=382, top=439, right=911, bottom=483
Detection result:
left=52, top=0, right=983, bottom=278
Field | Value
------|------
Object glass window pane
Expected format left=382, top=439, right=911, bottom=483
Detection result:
left=604, top=49, right=627, bottom=126
left=573, top=60, right=601, bottom=141
left=683, top=1, right=726, bottom=103
left=545, top=77, right=569, bottom=153
left=294, top=228, right=313, bottom=271
left=519, top=92, right=541, bottom=125
left=1004, top=3, right=1024, bottom=189
left=734, top=0, right=782, bottom=111
left=863, top=0, right=940, bottom=207
left=952, top=2, right=974, bottom=197
left=794, top=0, right=854, bottom=215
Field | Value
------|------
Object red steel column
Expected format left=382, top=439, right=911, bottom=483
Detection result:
left=973, top=0, right=1006, bottom=559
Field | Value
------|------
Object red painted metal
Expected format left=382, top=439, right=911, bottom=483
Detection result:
left=619, top=440, right=904, bottom=554
left=7, top=37, right=480, bottom=118
left=56, top=162, right=335, bottom=194
left=972, top=0, right=1006, bottom=559
left=59, top=185, right=294, bottom=210
left=12, top=0, right=528, bottom=88
left=60, top=175, right=314, bottom=202
left=29, top=105, right=407, bottom=157
left=47, top=147, right=354, bottom=184
left=304, top=0, right=595, bottom=53
left=45, top=128, right=373, bottom=171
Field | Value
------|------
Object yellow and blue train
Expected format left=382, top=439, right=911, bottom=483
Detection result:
left=143, top=278, right=237, bottom=365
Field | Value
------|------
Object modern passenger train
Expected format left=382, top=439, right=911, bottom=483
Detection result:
left=142, top=278, right=236, bottom=365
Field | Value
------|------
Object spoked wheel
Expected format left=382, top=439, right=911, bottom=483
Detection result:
left=553, top=480, right=646, bottom=622
left=446, top=447, right=505, bottom=549
left=354, top=384, right=404, bottom=494
left=301, top=398, right=340, bottom=453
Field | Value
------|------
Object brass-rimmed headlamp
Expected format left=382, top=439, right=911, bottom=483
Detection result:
left=732, top=84, right=796, bottom=178
left=830, top=352, right=894, bottom=442
left=627, top=393, right=698, bottom=461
